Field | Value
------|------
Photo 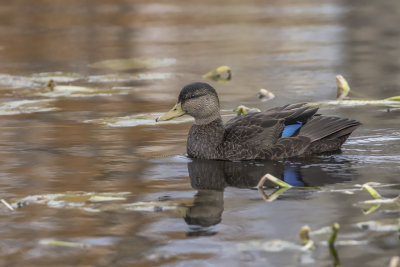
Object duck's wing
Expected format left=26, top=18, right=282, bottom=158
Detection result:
left=266, top=115, right=361, bottom=159
left=223, top=103, right=319, bottom=147
left=223, top=112, right=284, bottom=148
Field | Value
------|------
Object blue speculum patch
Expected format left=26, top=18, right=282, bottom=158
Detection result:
left=281, top=121, right=303, bottom=138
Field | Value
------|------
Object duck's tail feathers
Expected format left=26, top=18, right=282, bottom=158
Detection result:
left=298, top=116, right=361, bottom=142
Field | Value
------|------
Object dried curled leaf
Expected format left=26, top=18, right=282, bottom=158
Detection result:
left=258, top=88, right=275, bottom=102
left=336, top=75, right=350, bottom=100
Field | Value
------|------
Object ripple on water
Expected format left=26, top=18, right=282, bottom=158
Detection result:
left=0, top=74, right=40, bottom=89
left=84, top=113, right=193, bottom=127
left=0, top=99, right=57, bottom=115
left=346, top=130, right=400, bottom=145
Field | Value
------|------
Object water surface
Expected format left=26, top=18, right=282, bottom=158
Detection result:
left=0, top=0, right=399, bottom=266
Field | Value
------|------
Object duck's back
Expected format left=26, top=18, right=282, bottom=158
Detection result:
left=220, top=103, right=360, bottom=160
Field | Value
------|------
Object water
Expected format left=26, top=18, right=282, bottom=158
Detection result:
left=0, top=0, right=399, bottom=266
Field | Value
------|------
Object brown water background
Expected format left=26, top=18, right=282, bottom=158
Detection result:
left=0, top=0, right=399, bottom=266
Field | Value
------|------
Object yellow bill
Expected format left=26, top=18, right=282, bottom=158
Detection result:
left=156, top=102, right=185, bottom=122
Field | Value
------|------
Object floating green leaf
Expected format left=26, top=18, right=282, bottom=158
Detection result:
left=362, top=183, right=382, bottom=199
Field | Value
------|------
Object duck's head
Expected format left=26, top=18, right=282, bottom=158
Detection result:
left=156, top=82, right=220, bottom=125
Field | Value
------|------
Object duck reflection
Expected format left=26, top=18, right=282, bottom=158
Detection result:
left=184, top=157, right=354, bottom=233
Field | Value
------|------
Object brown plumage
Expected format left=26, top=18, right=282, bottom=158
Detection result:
left=156, top=82, right=361, bottom=160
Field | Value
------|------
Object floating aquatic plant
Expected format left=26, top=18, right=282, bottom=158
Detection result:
left=328, top=223, right=340, bottom=267
left=309, top=75, right=400, bottom=107
left=234, top=105, right=261, bottom=116
left=362, top=183, right=383, bottom=199
left=299, top=225, right=314, bottom=251
left=355, top=182, right=400, bottom=214
left=203, top=66, right=232, bottom=82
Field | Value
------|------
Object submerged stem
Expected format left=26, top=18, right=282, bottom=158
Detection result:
left=257, top=173, right=292, bottom=188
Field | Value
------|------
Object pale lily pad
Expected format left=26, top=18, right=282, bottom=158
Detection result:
left=0, top=99, right=57, bottom=115
left=87, top=72, right=175, bottom=83
left=85, top=113, right=193, bottom=127
left=89, top=58, right=176, bottom=71
left=29, top=72, right=83, bottom=83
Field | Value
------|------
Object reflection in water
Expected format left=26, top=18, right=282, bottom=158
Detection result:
left=184, top=157, right=355, bottom=230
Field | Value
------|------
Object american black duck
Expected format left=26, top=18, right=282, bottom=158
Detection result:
left=156, top=82, right=361, bottom=160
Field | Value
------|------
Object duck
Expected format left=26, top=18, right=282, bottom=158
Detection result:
left=156, top=82, right=361, bottom=160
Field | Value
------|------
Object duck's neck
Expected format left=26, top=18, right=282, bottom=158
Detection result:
left=194, top=112, right=221, bottom=125
left=187, top=117, right=224, bottom=159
